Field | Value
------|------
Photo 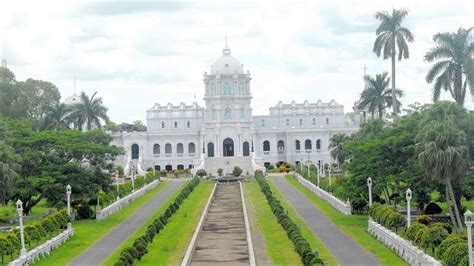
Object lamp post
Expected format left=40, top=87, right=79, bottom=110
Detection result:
left=66, top=184, right=72, bottom=217
left=367, top=177, right=372, bottom=207
left=16, top=199, right=27, bottom=255
left=116, top=181, right=120, bottom=201
left=465, top=210, right=473, bottom=266
left=131, top=164, right=135, bottom=192
left=329, top=165, right=332, bottom=188
left=317, top=165, right=320, bottom=187
left=406, top=188, right=412, bottom=228
left=300, top=159, right=303, bottom=173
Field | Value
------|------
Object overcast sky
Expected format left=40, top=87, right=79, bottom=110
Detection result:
left=1, top=0, right=473, bottom=123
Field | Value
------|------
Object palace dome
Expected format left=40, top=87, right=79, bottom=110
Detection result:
left=210, top=42, right=244, bottom=75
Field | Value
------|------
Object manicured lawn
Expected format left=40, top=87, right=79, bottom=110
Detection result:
left=124, top=181, right=213, bottom=266
left=33, top=182, right=170, bottom=266
left=285, top=175, right=407, bottom=266
left=244, top=181, right=304, bottom=265
left=265, top=180, right=338, bottom=266
left=1, top=199, right=52, bottom=225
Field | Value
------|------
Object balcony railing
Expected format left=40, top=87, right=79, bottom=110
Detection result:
left=263, top=151, right=270, bottom=155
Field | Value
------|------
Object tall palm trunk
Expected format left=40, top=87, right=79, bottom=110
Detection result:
left=445, top=182, right=457, bottom=228
left=447, top=178, right=463, bottom=230
left=391, top=38, right=397, bottom=118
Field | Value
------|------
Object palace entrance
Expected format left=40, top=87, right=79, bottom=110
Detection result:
left=223, top=138, right=234, bottom=157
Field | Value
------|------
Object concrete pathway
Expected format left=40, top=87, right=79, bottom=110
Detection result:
left=272, top=177, right=380, bottom=266
left=68, top=180, right=185, bottom=266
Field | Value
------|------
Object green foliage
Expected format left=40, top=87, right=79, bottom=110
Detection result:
left=442, top=242, right=468, bottom=266
left=431, top=222, right=452, bottom=234
left=328, top=133, right=350, bottom=167
left=217, top=168, right=223, bottom=177
left=414, top=227, right=429, bottom=246
left=416, top=215, right=432, bottom=225
left=369, top=203, right=405, bottom=231
left=195, top=169, right=207, bottom=177
left=68, top=91, right=109, bottom=130
left=113, top=177, right=200, bottom=265
left=358, top=72, right=402, bottom=118
left=436, top=235, right=465, bottom=259
left=405, top=223, right=428, bottom=241
left=232, top=166, right=243, bottom=177
left=420, top=226, right=449, bottom=253
left=255, top=174, right=323, bottom=265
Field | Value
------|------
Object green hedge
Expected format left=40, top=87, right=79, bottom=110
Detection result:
left=255, top=173, right=323, bottom=266
left=101, top=171, right=159, bottom=208
left=114, top=177, right=200, bottom=266
left=0, top=209, right=70, bottom=264
left=369, top=203, right=406, bottom=232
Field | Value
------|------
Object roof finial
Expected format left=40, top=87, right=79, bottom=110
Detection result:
left=223, top=36, right=231, bottom=56
left=73, top=77, right=76, bottom=94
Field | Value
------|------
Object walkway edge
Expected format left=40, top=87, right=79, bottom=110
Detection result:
left=240, top=181, right=256, bottom=266
left=181, top=182, right=217, bottom=266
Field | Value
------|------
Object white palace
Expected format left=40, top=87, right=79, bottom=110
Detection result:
left=110, top=43, right=361, bottom=175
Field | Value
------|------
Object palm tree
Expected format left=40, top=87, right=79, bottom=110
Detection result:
left=70, top=92, right=110, bottom=130
left=42, top=103, right=71, bottom=130
left=425, top=27, right=474, bottom=106
left=373, top=8, right=414, bottom=117
left=416, top=101, right=469, bottom=231
left=358, top=73, right=403, bottom=118
left=329, top=133, right=350, bottom=169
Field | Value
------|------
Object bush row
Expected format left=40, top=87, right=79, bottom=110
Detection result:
left=254, top=173, right=323, bottom=266
left=101, top=171, right=159, bottom=208
left=368, top=203, right=406, bottom=232
left=114, top=177, right=201, bottom=266
left=0, top=209, right=70, bottom=264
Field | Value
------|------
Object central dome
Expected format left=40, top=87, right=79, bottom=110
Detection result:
left=209, top=42, right=244, bottom=75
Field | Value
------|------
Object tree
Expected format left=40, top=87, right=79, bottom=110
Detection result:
left=425, top=27, right=474, bottom=106
left=42, top=103, right=71, bottom=130
left=328, top=133, right=349, bottom=168
left=69, top=92, right=110, bottom=130
left=232, top=166, right=242, bottom=177
left=373, top=8, right=413, bottom=117
left=358, top=73, right=402, bottom=118
left=17, top=78, right=61, bottom=124
left=0, top=141, right=21, bottom=204
left=217, top=168, right=223, bottom=177
left=416, top=102, right=469, bottom=231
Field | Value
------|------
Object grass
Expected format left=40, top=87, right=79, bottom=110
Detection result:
left=1, top=199, right=52, bottom=225
left=265, top=180, right=338, bottom=266
left=244, top=181, right=304, bottom=265
left=284, top=175, right=407, bottom=266
left=33, top=182, right=170, bottom=266
left=129, top=181, right=213, bottom=265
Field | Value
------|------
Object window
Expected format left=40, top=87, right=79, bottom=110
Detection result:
left=165, top=143, right=172, bottom=155
left=286, top=119, right=290, bottom=126
left=188, top=143, right=196, bottom=154
left=177, top=143, right=184, bottom=155
left=224, top=108, right=232, bottom=120
left=261, top=119, right=265, bottom=126
left=243, top=141, right=250, bottom=156
left=210, top=84, right=217, bottom=95
left=187, top=121, right=190, bottom=128
left=263, top=141, right=270, bottom=152
left=212, top=110, right=217, bottom=120
left=153, top=144, right=160, bottom=154
left=312, top=118, right=316, bottom=125
left=223, top=82, right=232, bottom=95
left=305, top=139, right=312, bottom=150
left=326, top=118, right=329, bottom=124
left=316, top=139, right=321, bottom=150
left=207, top=142, right=214, bottom=157
left=277, top=140, right=285, bottom=152
left=174, top=121, right=178, bottom=128
left=295, top=140, right=301, bottom=151
left=239, top=108, right=245, bottom=119
left=299, top=118, right=303, bottom=125
left=161, top=121, right=165, bottom=128
left=238, top=82, right=245, bottom=95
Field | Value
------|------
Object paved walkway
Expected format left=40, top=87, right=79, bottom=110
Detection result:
left=272, top=177, right=380, bottom=266
left=68, top=180, right=185, bottom=266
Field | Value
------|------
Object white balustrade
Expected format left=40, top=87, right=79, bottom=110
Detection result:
left=9, top=224, right=74, bottom=266
left=368, top=220, right=442, bottom=266
left=96, top=179, right=160, bottom=220
left=294, top=174, right=351, bottom=215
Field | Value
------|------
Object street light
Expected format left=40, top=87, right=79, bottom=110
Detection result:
left=367, top=177, right=373, bottom=207
left=328, top=165, right=332, bottom=188
left=465, top=210, right=473, bottom=266
left=116, top=181, right=120, bottom=201
left=66, top=185, right=72, bottom=217
left=131, top=164, right=136, bottom=192
left=406, top=188, right=412, bottom=228
left=16, top=199, right=27, bottom=255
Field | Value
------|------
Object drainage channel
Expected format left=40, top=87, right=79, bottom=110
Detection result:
left=182, top=182, right=255, bottom=266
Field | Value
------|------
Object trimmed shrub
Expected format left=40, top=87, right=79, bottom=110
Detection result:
left=0, top=235, right=13, bottom=265
left=232, top=166, right=243, bottom=177
left=431, top=222, right=452, bottom=234
left=420, top=226, right=449, bottom=254
left=416, top=215, right=431, bottom=225
left=196, top=169, right=207, bottom=177
left=436, top=235, right=464, bottom=259
left=387, top=212, right=406, bottom=232
left=442, top=242, right=468, bottom=266
left=217, top=168, right=223, bottom=177
left=405, top=223, right=428, bottom=241
left=414, top=227, right=429, bottom=246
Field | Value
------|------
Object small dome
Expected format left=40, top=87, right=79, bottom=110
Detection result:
left=209, top=41, right=244, bottom=75
left=63, top=93, right=81, bottom=105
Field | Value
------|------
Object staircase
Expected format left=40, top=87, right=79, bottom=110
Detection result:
left=203, top=156, right=253, bottom=176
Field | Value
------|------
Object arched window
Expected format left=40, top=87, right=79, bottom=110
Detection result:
left=177, top=164, right=184, bottom=170
left=299, top=118, right=303, bottom=125
left=187, top=121, right=190, bottom=128
left=263, top=141, right=270, bottom=152
left=326, top=118, right=329, bottom=124
left=207, top=142, right=214, bottom=157
left=223, top=82, right=232, bottom=94
left=295, top=140, right=301, bottom=151
left=161, top=121, right=165, bottom=128
left=277, top=140, right=285, bottom=153
left=165, top=143, right=172, bottom=155
left=312, top=118, right=316, bottom=125
left=153, top=144, right=160, bottom=155
left=131, top=144, right=139, bottom=159
left=223, top=138, right=234, bottom=157
left=305, top=139, right=312, bottom=150
left=174, top=121, right=178, bottom=128
left=177, top=143, right=184, bottom=155
left=243, top=141, right=250, bottom=156
left=188, top=143, right=196, bottom=154
left=316, top=139, right=321, bottom=150
left=261, top=119, right=265, bottom=126
left=165, top=165, right=172, bottom=171
left=286, top=119, right=290, bottom=126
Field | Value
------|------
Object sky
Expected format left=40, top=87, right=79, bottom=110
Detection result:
left=1, top=0, right=473, bottom=123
